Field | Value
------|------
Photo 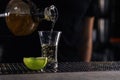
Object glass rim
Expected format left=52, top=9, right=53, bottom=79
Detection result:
left=38, top=31, right=62, bottom=33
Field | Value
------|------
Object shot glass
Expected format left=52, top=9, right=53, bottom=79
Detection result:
left=38, top=31, right=61, bottom=72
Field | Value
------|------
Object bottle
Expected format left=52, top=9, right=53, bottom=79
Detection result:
left=4, top=0, right=58, bottom=36
left=5, top=0, right=39, bottom=36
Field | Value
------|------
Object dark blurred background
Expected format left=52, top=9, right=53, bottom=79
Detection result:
left=92, top=0, right=119, bottom=61
left=0, top=0, right=119, bottom=62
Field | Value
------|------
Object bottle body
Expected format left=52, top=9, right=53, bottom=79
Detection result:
left=5, top=0, right=39, bottom=36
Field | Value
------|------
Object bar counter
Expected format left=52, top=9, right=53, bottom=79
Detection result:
left=0, top=62, right=120, bottom=80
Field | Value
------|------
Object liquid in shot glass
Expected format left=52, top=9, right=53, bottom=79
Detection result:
left=38, top=31, right=61, bottom=72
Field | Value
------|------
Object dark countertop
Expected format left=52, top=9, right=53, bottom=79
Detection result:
left=0, top=71, right=120, bottom=80
left=0, top=62, right=120, bottom=80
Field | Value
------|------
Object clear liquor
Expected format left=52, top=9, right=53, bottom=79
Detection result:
left=41, top=44, right=58, bottom=72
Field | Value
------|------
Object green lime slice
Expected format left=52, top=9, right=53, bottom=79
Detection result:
left=23, top=57, right=47, bottom=70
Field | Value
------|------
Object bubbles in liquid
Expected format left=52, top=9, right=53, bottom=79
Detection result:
left=41, top=44, right=58, bottom=72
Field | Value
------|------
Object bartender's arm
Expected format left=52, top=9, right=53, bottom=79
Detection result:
left=80, top=16, right=95, bottom=62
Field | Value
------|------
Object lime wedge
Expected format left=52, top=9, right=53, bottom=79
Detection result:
left=23, top=57, right=47, bottom=70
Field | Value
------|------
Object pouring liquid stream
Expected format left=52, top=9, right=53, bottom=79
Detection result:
left=46, top=5, right=58, bottom=45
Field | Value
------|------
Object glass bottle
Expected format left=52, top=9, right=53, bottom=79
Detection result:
left=4, top=0, right=58, bottom=36
left=5, top=0, right=39, bottom=36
